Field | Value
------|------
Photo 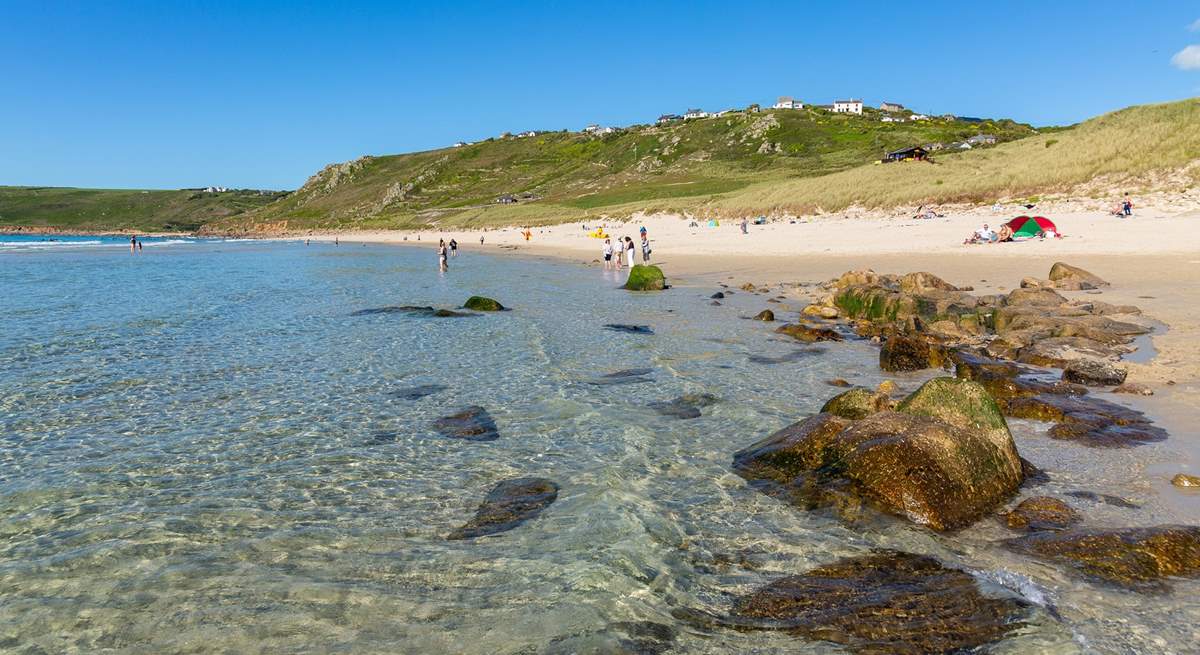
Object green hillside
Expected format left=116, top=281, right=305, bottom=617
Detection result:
left=0, top=187, right=288, bottom=233
left=203, top=107, right=1035, bottom=233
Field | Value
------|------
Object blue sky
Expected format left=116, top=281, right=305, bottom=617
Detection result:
left=3, top=0, right=1199, bottom=190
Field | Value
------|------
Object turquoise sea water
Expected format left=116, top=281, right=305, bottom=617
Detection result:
left=1, top=238, right=1198, bottom=653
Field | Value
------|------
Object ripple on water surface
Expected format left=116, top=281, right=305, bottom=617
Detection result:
left=0, top=241, right=1197, bottom=653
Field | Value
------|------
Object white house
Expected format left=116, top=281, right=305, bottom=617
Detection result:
left=684, top=108, right=709, bottom=119
left=772, top=96, right=803, bottom=110
left=832, top=99, right=863, bottom=114
left=880, top=116, right=906, bottom=123
left=910, top=113, right=930, bottom=121
left=516, top=131, right=537, bottom=138
left=584, top=124, right=601, bottom=133
left=453, top=141, right=467, bottom=147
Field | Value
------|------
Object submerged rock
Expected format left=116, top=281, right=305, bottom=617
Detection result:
left=826, top=378, right=853, bottom=387
left=1172, top=473, right=1200, bottom=487
left=1005, top=525, right=1200, bottom=590
left=1064, top=490, right=1141, bottom=509
left=586, top=368, right=654, bottom=385
left=1002, top=496, right=1081, bottom=532
left=447, top=477, right=559, bottom=539
left=650, top=393, right=718, bottom=419
left=623, top=265, right=667, bottom=291
left=734, top=378, right=1024, bottom=531
left=752, top=309, right=775, bottom=321
left=1062, top=358, right=1127, bottom=386
left=819, top=388, right=893, bottom=420
left=543, top=621, right=677, bottom=655
left=775, top=323, right=842, bottom=342
left=463, top=295, right=504, bottom=311
left=676, top=551, right=1027, bottom=655
left=604, top=324, right=654, bottom=334
left=433, top=406, right=499, bottom=441
left=351, top=305, right=473, bottom=317
left=389, top=384, right=448, bottom=400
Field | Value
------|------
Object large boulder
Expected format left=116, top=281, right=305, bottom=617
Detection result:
left=1005, top=525, right=1200, bottom=590
left=734, top=378, right=1025, bottom=531
left=623, top=265, right=666, bottom=291
left=879, top=334, right=948, bottom=372
left=820, top=388, right=893, bottom=420
left=448, top=477, right=559, bottom=539
left=1062, top=358, right=1128, bottom=386
left=676, top=551, right=1028, bottom=655
left=776, top=323, right=842, bottom=342
left=899, top=271, right=958, bottom=295
left=1048, top=262, right=1109, bottom=290
left=1006, top=287, right=1068, bottom=307
left=464, top=295, right=505, bottom=311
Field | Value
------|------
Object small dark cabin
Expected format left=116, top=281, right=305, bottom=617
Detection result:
left=883, top=146, right=929, bottom=163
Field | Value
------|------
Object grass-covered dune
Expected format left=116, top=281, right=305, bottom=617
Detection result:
left=0, top=187, right=287, bottom=233
left=203, top=107, right=1034, bottom=233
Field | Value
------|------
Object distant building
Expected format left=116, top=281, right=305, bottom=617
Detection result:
left=910, top=113, right=930, bottom=121
left=516, top=131, right=537, bottom=138
left=941, top=114, right=957, bottom=121
left=584, top=124, right=601, bottom=133
left=453, top=141, right=467, bottom=147
left=684, top=108, right=708, bottom=119
left=967, top=134, right=998, bottom=146
left=772, top=96, right=803, bottom=110
left=880, top=116, right=906, bottom=123
left=203, top=186, right=228, bottom=193
left=925, top=142, right=946, bottom=151
left=832, top=99, right=863, bottom=114
left=657, top=114, right=681, bottom=124
left=880, top=101, right=906, bottom=112
left=882, top=146, right=929, bottom=163
left=496, top=194, right=518, bottom=204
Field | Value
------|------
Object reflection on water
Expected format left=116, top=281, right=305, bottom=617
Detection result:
left=1, top=240, right=1197, bottom=653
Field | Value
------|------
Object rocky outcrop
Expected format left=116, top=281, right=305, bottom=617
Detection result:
left=447, top=477, right=559, bottom=539
left=1048, top=262, right=1109, bottom=290
left=1005, top=525, right=1200, bottom=590
left=433, top=406, right=500, bottom=441
left=675, top=551, right=1028, bottom=655
left=623, top=265, right=666, bottom=290
left=1002, top=496, right=1081, bottom=532
left=880, top=334, right=949, bottom=372
left=463, top=296, right=504, bottom=311
left=733, top=378, right=1024, bottom=531
left=1062, top=358, right=1127, bottom=386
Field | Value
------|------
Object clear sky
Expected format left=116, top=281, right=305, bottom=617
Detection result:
left=3, top=0, right=1199, bottom=190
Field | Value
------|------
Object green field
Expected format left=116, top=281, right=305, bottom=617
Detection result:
left=0, top=187, right=287, bottom=233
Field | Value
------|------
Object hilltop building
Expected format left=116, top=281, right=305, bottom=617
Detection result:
left=880, top=101, right=905, bottom=112
left=684, top=108, right=709, bottom=119
left=657, top=114, right=681, bottom=124
left=453, top=141, right=468, bottom=147
left=883, top=146, right=928, bottom=163
left=772, top=96, right=803, bottom=110
left=967, top=134, right=997, bottom=146
left=832, top=99, right=863, bottom=115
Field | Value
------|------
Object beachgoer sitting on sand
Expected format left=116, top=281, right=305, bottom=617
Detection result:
left=964, top=223, right=997, bottom=244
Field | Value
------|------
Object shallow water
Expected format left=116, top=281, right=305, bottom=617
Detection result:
left=1, top=239, right=1198, bottom=654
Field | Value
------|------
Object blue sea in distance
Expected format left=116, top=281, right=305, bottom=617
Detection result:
left=1, top=237, right=1197, bottom=653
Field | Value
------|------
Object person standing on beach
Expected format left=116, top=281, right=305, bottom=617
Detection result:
left=625, top=237, right=636, bottom=268
left=335, top=237, right=339, bottom=246
left=640, top=232, right=651, bottom=263
left=438, top=239, right=448, bottom=271
left=602, top=238, right=614, bottom=269
left=137, top=240, right=143, bottom=252
left=130, top=236, right=137, bottom=254
left=1123, top=193, right=1134, bottom=217
left=480, top=235, right=485, bottom=246
left=449, top=238, right=458, bottom=256
left=740, top=218, right=749, bottom=234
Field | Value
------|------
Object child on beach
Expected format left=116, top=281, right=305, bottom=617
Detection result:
left=603, top=238, right=614, bottom=269
left=641, top=233, right=651, bottom=263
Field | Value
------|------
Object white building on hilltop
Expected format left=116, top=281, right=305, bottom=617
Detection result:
left=772, top=96, right=803, bottom=110
left=832, top=99, right=863, bottom=114
left=683, top=108, right=709, bottom=119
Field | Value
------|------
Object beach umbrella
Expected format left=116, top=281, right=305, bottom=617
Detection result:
left=1004, top=215, right=1059, bottom=238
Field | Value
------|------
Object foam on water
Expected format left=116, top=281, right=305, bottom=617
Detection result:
left=0, top=240, right=1197, bottom=654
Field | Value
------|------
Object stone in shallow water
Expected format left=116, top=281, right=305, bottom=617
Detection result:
left=350, top=305, right=473, bottom=317
left=463, top=295, right=504, bottom=311
left=675, top=551, right=1027, bottom=655
left=388, top=384, right=448, bottom=400
left=753, top=309, right=775, bottom=321
left=775, top=323, right=842, bottom=343
left=649, top=393, right=718, bottom=419
left=586, top=368, right=655, bottom=385
left=447, top=477, right=559, bottom=540
left=710, top=291, right=726, bottom=299
left=1064, top=490, right=1140, bottom=509
left=604, top=324, right=654, bottom=334
left=432, top=406, right=499, bottom=441
left=1005, top=525, right=1200, bottom=591
left=543, top=621, right=677, bottom=655
left=1002, top=496, right=1081, bottom=532
left=1171, top=473, right=1200, bottom=487
left=747, top=349, right=822, bottom=365
left=369, top=430, right=400, bottom=444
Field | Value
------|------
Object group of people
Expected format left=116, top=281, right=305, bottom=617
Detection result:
left=602, top=227, right=651, bottom=270
left=437, top=238, right=459, bottom=271
left=1110, top=193, right=1135, bottom=217
left=129, top=236, right=143, bottom=252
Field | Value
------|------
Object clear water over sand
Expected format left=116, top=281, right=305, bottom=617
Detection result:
left=1, top=240, right=1197, bottom=653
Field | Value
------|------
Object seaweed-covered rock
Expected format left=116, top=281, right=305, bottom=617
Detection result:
left=753, top=309, right=775, bottom=321
left=650, top=393, right=718, bottom=419
left=734, top=392, right=1024, bottom=531
left=879, top=334, right=947, bottom=372
left=1005, top=525, right=1200, bottom=590
left=447, top=477, right=559, bottom=539
left=463, top=295, right=504, bottom=311
left=776, top=323, right=842, bottom=342
left=1062, top=358, right=1127, bottom=386
left=1048, top=262, right=1109, bottom=290
left=623, top=265, right=666, bottom=291
left=896, top=377, right=1018, bottom=458
left=677, top=551, right=1027, bottom=655
left=1002, top=497, right=1081, bottom=532
left=820, top=388, right=893, bottom=420
left=433, top=406, right=500, bottom=441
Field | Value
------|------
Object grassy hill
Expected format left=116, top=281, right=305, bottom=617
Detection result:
left=0, top=187, right=288, bottom=233
left=202, top=107, right=1036, bottom=233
